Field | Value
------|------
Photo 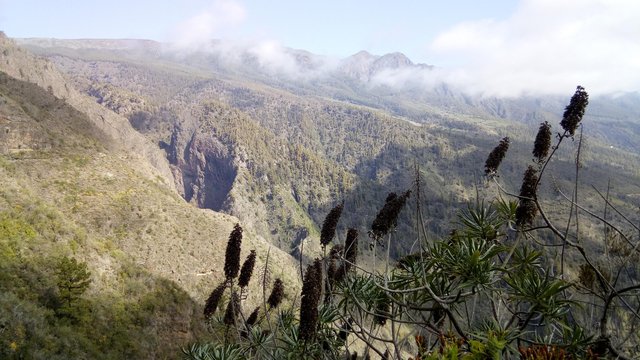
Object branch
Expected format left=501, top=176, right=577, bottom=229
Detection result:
left=599, top=284, right=640, bottom=360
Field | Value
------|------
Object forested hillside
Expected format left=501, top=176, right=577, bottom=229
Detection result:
left=20, top=38, right=640, bottom=260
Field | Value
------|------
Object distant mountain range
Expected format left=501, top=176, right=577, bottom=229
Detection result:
left=13, top=35, right=639, bottom=239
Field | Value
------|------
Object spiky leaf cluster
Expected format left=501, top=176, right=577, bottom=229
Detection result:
left=484, top=137, right=510, bottom=175
left=532, top=121, right=552, bottom=162
left=578, top=263, right=596, bottom=290
left=560, top=86, right=589, bottom=136
left=373, top=292, right=391, bottom=326
left=320, top=202, right=344, bottom=247
left=299, top=259, right=323, bottom=341
left=238, top=250, right=256, bottom=288
left=224, top=224, right=243, bottom=281
left=204, top=282, right=226, bottom=319
left=371, top=191, right=411, bottom=239
left=515, top=166, right=539, bottom=227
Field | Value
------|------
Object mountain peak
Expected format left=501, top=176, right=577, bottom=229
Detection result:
left=349, top=50, right=376, bottom=60
left=339, top=51, right=417, bottom=81
left=373, top=52, right=414, bottom=69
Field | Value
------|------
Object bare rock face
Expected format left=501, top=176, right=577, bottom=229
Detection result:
left=183, top=132, right=237, bottom=211
left=370, top=52, right=414, bottom=74
left=167, top=126, right=237, bottom=211
left=339, top=50, right=378, bottom=81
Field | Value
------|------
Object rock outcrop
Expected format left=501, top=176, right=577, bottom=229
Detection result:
left=167, top=126, right=237, bottom=211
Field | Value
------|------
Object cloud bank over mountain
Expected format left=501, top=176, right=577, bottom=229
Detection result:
left=167, top=0, right=639, bottom=97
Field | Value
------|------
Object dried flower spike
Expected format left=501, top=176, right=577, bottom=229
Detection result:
left=371, top=190, right=411, bottom=239
left=267, top=278, right=285, bottom=309
left=299, top=259, right=322, bottom=341
left=515, top=166, right=539, bottom=227
left=246, top=306, right=260, bottom=326
left=223, top=291, right=241, bottom=325
left=204, top=282, right=227, bottom=319
left=224, top=224, right=243, bottom=281
left=238, top=250, right=256, bottom=288
left=320, top=202, right=344, bottom=247
left=532, top=121, right=551, bottom=163
left=484, top=137, right=510, bottom=175
left=344, top=228, right=358, bottom=269
left=333, top=229, right=359, bottom=283
left=560, top=85, right=589, bottom=136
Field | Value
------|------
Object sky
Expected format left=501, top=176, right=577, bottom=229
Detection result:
left=1, top=0, right=639, bottom=96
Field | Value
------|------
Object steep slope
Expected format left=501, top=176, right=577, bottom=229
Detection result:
left=0, top=33, right=174, bottom=186
left=0, top=35, right=301, bottom=358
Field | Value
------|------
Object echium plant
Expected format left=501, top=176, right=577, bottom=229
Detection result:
left=484, top=137, right=510, bottom=176
left=560, top=85, right=589, bottom=136
left=333, top=86, right=638, bottom=359
left=320, top=202, right=344, bottom=250
left=185, top=86, right=639, bottom=359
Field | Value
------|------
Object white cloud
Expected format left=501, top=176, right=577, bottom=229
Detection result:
left=171, top=0, right=246, bottom=48
left=244, top=40, right=340, bottom=79
left=248, top=40, right=299, bottom=74
left=167, top=1, right=338, bottom=79
left=429, top=0, right=640, bottom=96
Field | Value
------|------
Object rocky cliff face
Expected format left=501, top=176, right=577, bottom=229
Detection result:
left=166, top=126, right=238, bottom=211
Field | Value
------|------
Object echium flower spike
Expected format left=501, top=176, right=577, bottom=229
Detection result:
left=203, top=282, right=226, bottom=319
left=515, top=166, right=539, bottom=227
left=267, top=278, right=285, bottom=309
left=371, top=191, right=411, bottom=239
left=238, top=250, right=256, bottom=288
left=320, top=202, right=344, bottom=247
left=334, top=229, right=359, bottom=283
left=223, top=291, right=241, bottom=325
left=224, top=224, right=243, bottom=281
left=344, top=228, right=358, bottom=270
left=299, top=259, right=322, bottom=341
left=246, top=306, right=260, bottom=326
left=324, top=262, right=336, bottom=304
left=484, top=137, right=510, bottom=175
left=560, top=85, right=589, bottom=136
left=532, top=121, right=552, bottom=163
